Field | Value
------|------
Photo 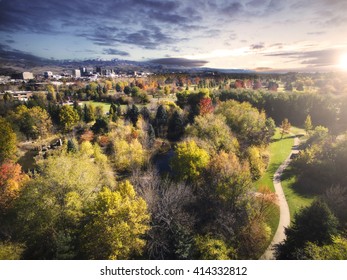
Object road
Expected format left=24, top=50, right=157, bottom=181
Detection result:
left=260, top=135, right=300, bottom=260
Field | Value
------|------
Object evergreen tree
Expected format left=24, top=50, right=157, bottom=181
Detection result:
left=155, top=105, right=168, bottom=137
left=126, top=104, right=140, bottom=127
left=167, top=111, right=184, bottom=141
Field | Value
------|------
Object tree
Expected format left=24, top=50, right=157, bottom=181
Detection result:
left=14, top=151, right=115, bottom=259
left=112, top=139, right=146, bottom=172
left=79, top=182, right=149, bottom=259
left=126, top=104, right=139, bottom=127
left=304, top=114, right=313, bottom=135
left=11, top=105, right=52, bottom=140
left=91, top=118, right=109, bottom=134
left=167, top=111, right=184, bottom=141
left=275, top=200, right=338, bottom=259
left=154, top=105, right=168, bottom=137
left=194, top=235, right=234, bottom=260
left=140, top=107, right=151, bottom=122
left=0, top=118, right=17, bottom=163
left=280, top=118, right=291, bottom=138
left=198, top=97, right=214, bottom=116
left=185, top=114, right=239, bottom=154
left=59, top=105, right=79, bottom=132
left=170, top=140, right=209, bottom=182
left=83, top=104, right=95, bottom=123
left=0, top=162, right=27, bottom=215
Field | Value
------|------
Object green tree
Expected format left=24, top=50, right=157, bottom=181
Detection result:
left=0, top=118, right=17, bottom=163
left=275, top=200, right=339, bottom=259
left=126, top=104, right=139, bottom=127
left=59, top=105, right=79, bottom=132
left=83, top=104, right=95, bottom=123
left=302, top=236, right=347, bottom=260
left=167, top=111, right=184, bottom=141
left=171, top=140, right=209, bottom=182
left=79, top=182, right=149, bottom=259
left=155, top=105, right=168, bottom=137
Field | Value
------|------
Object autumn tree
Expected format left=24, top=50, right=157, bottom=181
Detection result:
left=10, top=105, right=52, bottom=140
left=79, top=182, right=149, bottom=259
left=14, top=150, right=115, bottom=259
left=185, top=114, right=239, bottom=154
left=0, top=118, right=17, bottom=163
left=198, top=97, right=214, bottom=116
left=59, top=105, right=79, bottom=132
left=170, top=139, right=209, bottom=182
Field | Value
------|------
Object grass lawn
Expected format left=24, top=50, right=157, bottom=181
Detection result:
left=281, top=167, right=315, bottom=223
left=81, top=101, right=111, bottom=114
left=255, top=128, right=295, bottom=192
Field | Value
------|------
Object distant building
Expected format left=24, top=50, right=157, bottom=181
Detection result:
left=44, top=71, right=53, bottom=78
left=72, top=69, right=81, bottom=78
left=11, top=72, right=34, bottom=80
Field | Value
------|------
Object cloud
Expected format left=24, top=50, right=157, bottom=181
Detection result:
left=265, top=48, right=347, bottom=67
left=148, top=58, right=208, bottom=67
left=250, top=42, right=265, bottom=50
left=103, top=48, right=129, bottom=56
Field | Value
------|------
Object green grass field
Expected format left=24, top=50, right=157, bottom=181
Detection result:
left=281, top=167, right=315, bottom=223
left=81, top=101, right=111, bottom=114
left=255, top=129, right=295, bottom=192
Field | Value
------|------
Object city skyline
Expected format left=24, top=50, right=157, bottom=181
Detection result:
left=1, top=0, right=347, bottom=71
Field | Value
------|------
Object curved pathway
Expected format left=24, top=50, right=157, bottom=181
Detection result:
left=260, top=135, right=300, bottom=260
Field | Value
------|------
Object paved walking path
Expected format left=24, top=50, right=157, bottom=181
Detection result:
left=260, top=136, right=300, bottom=260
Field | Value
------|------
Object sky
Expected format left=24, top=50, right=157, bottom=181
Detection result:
left=1, top=0, right=347, bottom=71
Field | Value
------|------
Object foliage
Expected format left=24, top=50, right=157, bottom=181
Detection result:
left=246, top=146, right=267, bottom=180
left=215, top=100, right=273, bottom=147
left=0, top=162, right=28, bottom=214
left=194, top=235, right=234, bottom=260
left=167, top=110, right=185, bottom=141
left=302, top=236, right=347, bottom=260
left=79, top=182, right=149, bottom=259
left=280, top=118, right=291, bottom=138
left=304, top=114, right=313, bottom=135
left=9, top=105, right=52, bottom=140
left=186, top=114, right=239, bottom=154
left=14, top=151, right=115, bottom=259
left=0, top=117, right=17, bottom=163
left=112, top=139, right=146, bottom=172
left=91, top=118, right=109, bottom=134
left=170, top=139, right=210, bottom=182
left=154, top=105, right=168, bottom=137
left=59, top=105, right=79, bottom=132
left=0, top=242, right=24, bottom=260
left=275, top=200, right=339, bottom=259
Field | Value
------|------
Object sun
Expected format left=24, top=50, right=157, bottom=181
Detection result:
left=339, top=54, right=347, bottom=70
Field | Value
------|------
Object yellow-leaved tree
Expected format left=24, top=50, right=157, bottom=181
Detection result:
left=80, top=181, right=150, bottom=259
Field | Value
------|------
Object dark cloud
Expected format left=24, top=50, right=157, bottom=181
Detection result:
left=0, top=43, right=48, bottom=62
left=265, top=48, right=345, bottom=67
left=103, top=48, right=129, bottom=56
left=250, top=42, right=265, bottom=50
left=148, top=58, right=208, bottom=67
